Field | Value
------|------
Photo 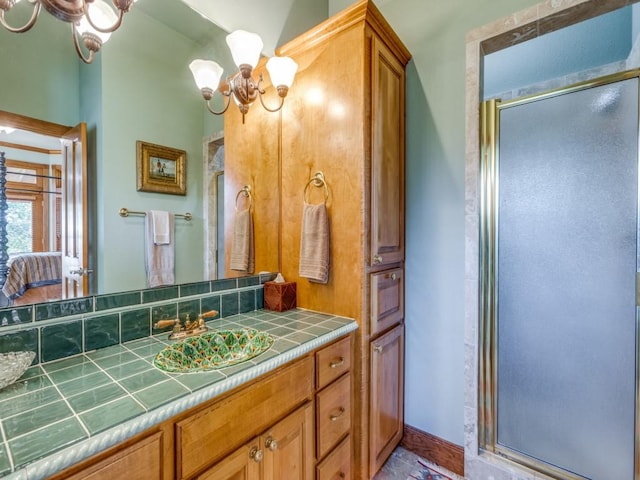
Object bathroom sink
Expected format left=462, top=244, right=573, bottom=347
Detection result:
left=153, top=328, right=274, bottom=373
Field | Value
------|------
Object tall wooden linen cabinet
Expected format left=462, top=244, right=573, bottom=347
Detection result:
left=224, top=1, right=409, bottom=478
left=276, top=2, right=410, bottom=478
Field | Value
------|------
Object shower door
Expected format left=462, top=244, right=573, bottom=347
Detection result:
left=480, top=72, right=639, bottom=479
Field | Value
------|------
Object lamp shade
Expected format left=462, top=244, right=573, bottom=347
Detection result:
left=189, top=59, right=224, bottom=91
left=77, top=0, right=118, bottom=43
left=226, top=30, right=263, bottom=69
left=266, top=56, right=298, bottom=88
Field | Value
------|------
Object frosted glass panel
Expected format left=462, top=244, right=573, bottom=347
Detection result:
left=497, top=78, right=638, bottom=480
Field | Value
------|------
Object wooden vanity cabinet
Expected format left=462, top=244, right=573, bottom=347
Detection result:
left=369, top=324, right=405, bottom=474
left=60, top=431, right=163, bottom=480
left=315, top=336, right=353, bottom=478
left=47, top=336, right=355, bottom=480
left=176, top=356, right=314, bottom=479
left=198, top=402, right=314, bottom=480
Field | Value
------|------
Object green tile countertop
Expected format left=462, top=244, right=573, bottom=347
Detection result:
left=0, top=309, right=357, bottom=480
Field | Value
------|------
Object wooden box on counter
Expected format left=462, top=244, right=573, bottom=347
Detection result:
left=264, top=281, right=297, bottom=311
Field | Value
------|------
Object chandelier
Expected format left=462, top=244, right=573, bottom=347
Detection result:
left=190, top=30, right=298, bottom=124
left=0, top=0, right=137, bottom=64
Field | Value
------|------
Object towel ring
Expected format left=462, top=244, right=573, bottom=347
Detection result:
left=303, top=171, right=329, bottom=204
left=235, top=185, right=253, bottom=212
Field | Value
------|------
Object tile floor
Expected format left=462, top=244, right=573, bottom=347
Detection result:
left=373, top=446, right=465, bottom=480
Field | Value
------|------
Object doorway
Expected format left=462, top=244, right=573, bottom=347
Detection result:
left=479, top=72, right=639, bottom=479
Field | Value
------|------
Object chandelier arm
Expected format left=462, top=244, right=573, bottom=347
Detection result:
left=0, top=1, right=40, bottom=33
left=72, top=23, right=95, bottom=64
left=83, top=3, right=125, bottom=34
left=258, top=92, right=285, bottom=113
left=205, top=92, right=232, bottom=116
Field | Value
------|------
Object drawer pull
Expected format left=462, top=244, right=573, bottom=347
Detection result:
left=373, top=344, right=383, bottom=354
left=249, top=447, right=263, bottom=463
left=330, top=407, right=346, bottom=421
left=265, top=436, right=278, bottom=451
left=329, top=357, right=345, bottom=368
left=373, top=254, right=382, bottom=264
left=387, top=272, right=397, bottom=280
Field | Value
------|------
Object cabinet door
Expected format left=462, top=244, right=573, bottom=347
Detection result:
left=262, top=402, right=314, bottom=480
left=64, top=432, right=162, bottom=480
left=370, top=35, right=405, bottom=268
left=370, top=267, right=404, bottom=337
left=197, top=442, right=261, bottom=480
left=369, top=324, right=405, bottom=476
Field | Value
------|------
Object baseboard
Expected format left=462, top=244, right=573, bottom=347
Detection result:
left=400, top=424, right=464, bottom=477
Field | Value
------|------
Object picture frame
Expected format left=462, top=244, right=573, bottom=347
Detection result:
left=136, top=141, right=187, bottom=196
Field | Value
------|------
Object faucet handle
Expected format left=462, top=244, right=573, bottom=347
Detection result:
left=154, top=319, right=178, bottom=329
left=201, top=310, right=219, bottom=319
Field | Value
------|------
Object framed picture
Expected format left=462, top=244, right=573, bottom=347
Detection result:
left=136, top=141, right=187, bottom=195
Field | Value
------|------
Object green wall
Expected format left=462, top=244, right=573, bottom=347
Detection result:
left=328, top=0, right=542, bottom=446
left=0, top=3, right=80, bottom=125
left=0, top=4, right=230, bottom=294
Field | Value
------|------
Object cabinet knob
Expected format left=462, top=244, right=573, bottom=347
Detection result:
left=265, top=436, right=278, bottom=451
left=389, top=273, right=397, bottom=280
left=373, top=344, right=383, bottom=354
left=329, top=406, right=346, bottom=422
left=338, top=473, right=346, bottom=479
left=329, top=357, right=344, bottom=368
left=373, top=254, right=383, bottom=264
left=249, top=446, right=263, bottom=463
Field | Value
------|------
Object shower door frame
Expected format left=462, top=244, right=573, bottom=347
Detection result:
left=478, top=68, right=640, bottom=480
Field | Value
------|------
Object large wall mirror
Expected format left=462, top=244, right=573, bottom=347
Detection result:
left=0, top=0, right=283, bottom=305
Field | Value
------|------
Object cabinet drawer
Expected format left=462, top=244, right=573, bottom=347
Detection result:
left=176, top=356, right=314, bottom=479
left=370, top=267, right=404, bottom=336
left=316, top=435, right=351, bottom=480
left=316, top=336, right=351, bottom=390
left=316, top=373, right=351, bottom=460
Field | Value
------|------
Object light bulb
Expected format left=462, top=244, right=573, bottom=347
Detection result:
left=189, top=60, right=224, bottom=91
left=226, top=30, right=263, bottom=69
left=77, top=0, right=118, bottom=44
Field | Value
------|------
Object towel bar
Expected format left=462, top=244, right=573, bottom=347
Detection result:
left=119, top=207, right=192, bottom=221
left=235, top=185, right=253, bottom=212
left=304, top=171, right=329, bottom=204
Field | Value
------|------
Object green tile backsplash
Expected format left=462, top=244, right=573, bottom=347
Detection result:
left=35, top=297, right=93, bottom=321
left=239, top=290, right=256, bottom=313
left=0, top=274, right=272, bottom=368
left=221, top=292, right=239, bottom=317
left=41, top=321, right=83, bottom=362
left=84, top=313, right=120, bottom=351
left=0, top=306, right=32, bottom=326
left=95, top=291, right=142, bottom=312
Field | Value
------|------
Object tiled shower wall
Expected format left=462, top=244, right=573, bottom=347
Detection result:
left=0, top=274, right=274, bottom=365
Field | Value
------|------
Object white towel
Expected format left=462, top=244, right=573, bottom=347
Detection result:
left=150, top=210, right=170, bottom=245
left=299, top=203, right=330, bottom=284
left=145, top=211, right=175, bottom=288
left=230, top=208, right=254, bottom=273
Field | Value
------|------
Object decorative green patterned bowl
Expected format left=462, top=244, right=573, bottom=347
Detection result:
left=153, top=329, right=274, bottom=373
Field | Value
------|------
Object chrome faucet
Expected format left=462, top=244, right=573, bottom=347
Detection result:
left=154, top=310, right=218, bottom=340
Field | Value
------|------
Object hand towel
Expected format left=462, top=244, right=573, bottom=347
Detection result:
left=150, top=210, right=170, bottom=245
left=230, top=208, right=254, bottom=273
left=299, top=203, right=330, bottom=284
left=145, top=211, right=175, bottom=288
